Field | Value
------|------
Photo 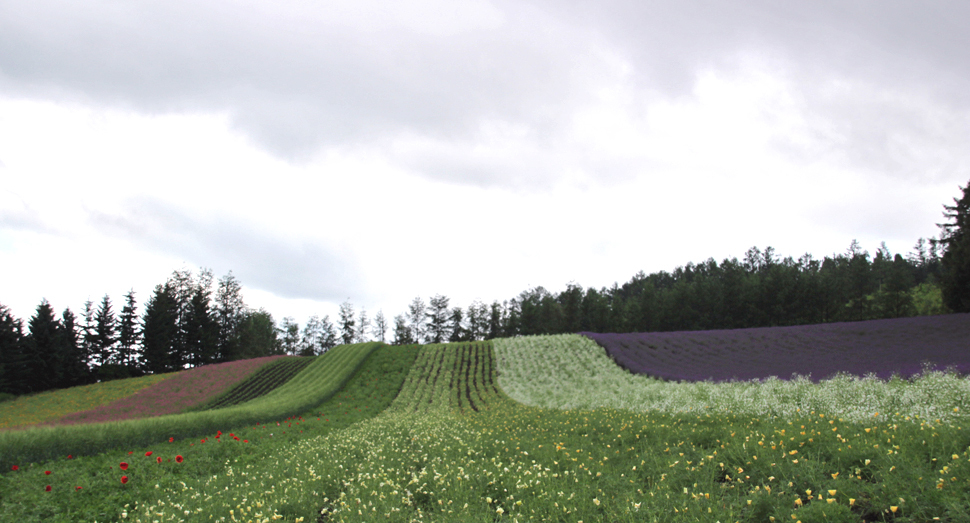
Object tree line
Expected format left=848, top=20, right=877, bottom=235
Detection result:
left=0, top=270, right=294, bottom=396
left=4, top=179, right=969, bottom=396
left=382, top=180, right=970, bottom=342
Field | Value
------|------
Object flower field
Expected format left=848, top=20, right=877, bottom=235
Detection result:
left=0, top=343, right=420, bottom=522
left=582, top=313, right=970, bottom=382
left=494, top=334, right=970, bottom=424
left=199, top=357, right=315, bottom=410
left=2, top=331, right=970, bottom=522
left=0, top=373, right=175, bottom=430
left=50, top=355, right=291, bottom=426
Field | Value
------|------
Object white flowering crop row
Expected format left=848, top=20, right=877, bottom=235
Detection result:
left=493, top=334, right=970, bottom=424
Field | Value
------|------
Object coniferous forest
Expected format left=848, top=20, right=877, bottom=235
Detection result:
left=2, top=180, right=969, bottom=397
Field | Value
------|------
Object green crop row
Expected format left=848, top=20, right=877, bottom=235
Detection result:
left=0, top=342, right=380, bottom=471
left=387, top=342, right=497, bottom=414
left=196, top=357, right=315, bottom=411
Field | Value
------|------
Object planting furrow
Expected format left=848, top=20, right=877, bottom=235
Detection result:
left=201, top=357, right=315, bottom=410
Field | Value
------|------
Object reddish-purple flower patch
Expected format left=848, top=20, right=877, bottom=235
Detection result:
left=48, top=356, right=292, bottom=426
left=583, top=313, right=970, bottom=382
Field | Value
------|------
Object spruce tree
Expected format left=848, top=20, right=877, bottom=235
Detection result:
left=0, top=304, right=24, bottom=395
left=58, top=308, right=90, bottom=387
left=426, top=294, right=450, bottom=343
left=93, top=295, right=118, bottom=370
left=24, top=300, right=62, bottom=392
left=185, top=282, right=218, bottom=366
left=338, top=301, right=356, bottom=345
left=117, top=290, right=141, bottom=372
left=940, top=180, right=970, bottom=312
left=142, top=284, right=178, bottom=373
left=215, top=272, right=245, bottom=361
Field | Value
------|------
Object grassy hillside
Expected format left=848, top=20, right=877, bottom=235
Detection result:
left=0, top=373, right=175, bottom=430
left=0, top=343, right=378, bottom=470
left=0, top=343, right=420, bottom=522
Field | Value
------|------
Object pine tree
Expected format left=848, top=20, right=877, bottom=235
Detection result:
left=24, top=300, right=62, bottom=392
left=355, top=308, right=370, bottom=343
left=185, top=278, right=218, bottom=367
left=426, top=295, right=450, bottom=343
left=117, top=290, right=141, bottom=371
left=0, top=304, right=25, bottom=395
left=940, top=180, right=970, bottom=312
left=392, top=314, right=413, bottom=345
left=93, top=295, right=118, bottom=370
left=407, top=297, right=426, bottom=344
left=142, top=284, right=178, bottom=374
left=58, top=308, right=90, bottom=387
left=447, top=307, right=466, bottom=342
left=215, top=271, right=246, bottom=361
left=372, top=310, right=388, bottom=343
left=79, top=300, right=96, bottom=372
left=339, top=301, right=356, bottom=345
left=279, top=317, right=301, bottom=354
left=319, top=315, right=338, bottom=353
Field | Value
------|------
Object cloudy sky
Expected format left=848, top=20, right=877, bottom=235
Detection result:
left=1, top=0, right=968, bottom=325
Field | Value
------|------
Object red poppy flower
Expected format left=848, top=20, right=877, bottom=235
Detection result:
left=243, top=440, right=248, bottom=443
left=156, top=457, right=162, bottom=464
left=145, top=451, right=153, bottom=457
left=119, top=462, right=129, bottom=470
left=121, top=476, right=128, bottom=484
left=175, top=455, right=183, bottom=463
left=45, top=485, right=51, bottom=492
left=45, top=470, right=51, bottom=475
left=128, top=451, right=133, bottom=455
left=75, top=486, right=82, bottom=491
left=67, top=455, right=72, bottom=459
left=169, top=437, right=174, bottom=443
left=10, top=465, right=18, bottom=471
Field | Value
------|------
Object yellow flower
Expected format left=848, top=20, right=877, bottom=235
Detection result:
left=828, top=490, right=836, bottom=496
left=593, top=498, right=600, bottom=506
left=890, top=506, right=898, bottom=513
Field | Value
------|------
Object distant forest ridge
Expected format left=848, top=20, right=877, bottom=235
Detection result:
left=4, top=172, right=970, bottom=397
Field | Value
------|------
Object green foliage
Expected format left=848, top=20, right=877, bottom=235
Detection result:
left=911, top=281, right=948, bottom=316
left=0, top=342, right=380, bottom=471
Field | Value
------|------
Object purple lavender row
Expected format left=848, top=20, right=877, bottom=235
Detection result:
left=581, top=313, right=970, bottom=382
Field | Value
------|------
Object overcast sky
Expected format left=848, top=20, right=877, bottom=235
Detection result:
left=2, top=0, right=969, bottom=326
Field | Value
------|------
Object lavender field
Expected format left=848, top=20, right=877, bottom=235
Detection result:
left=583, top=313, right=970, bottom=382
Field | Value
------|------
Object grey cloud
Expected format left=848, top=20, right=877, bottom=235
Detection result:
left=2, top=0, right=969, bottom=185
left=87, top=199, right=365, bottom=302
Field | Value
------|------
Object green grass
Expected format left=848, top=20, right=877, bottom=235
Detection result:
left=3, top=340, right=970, bottom=522
left=0, top=343, right=420, bottom=522
left=0, top=374, right=176, bottom=430
left=0, top=342, right=380, bottom=471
